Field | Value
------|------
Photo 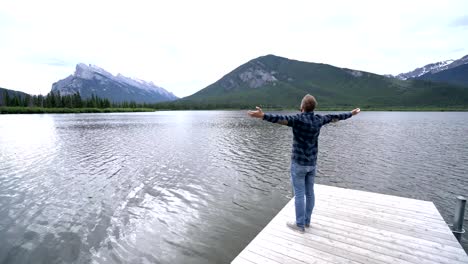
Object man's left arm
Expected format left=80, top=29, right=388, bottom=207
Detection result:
left=321, top=108, right=361, bottom=125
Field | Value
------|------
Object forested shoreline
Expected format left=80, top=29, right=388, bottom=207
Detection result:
left=1, top=90, right=467, bottom=114
left=0, top=90, right=155, bottom=113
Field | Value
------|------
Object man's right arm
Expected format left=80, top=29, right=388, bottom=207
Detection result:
left=263, top=113, right=298, bottom=126
left=247, top=106, right=298, bottom=126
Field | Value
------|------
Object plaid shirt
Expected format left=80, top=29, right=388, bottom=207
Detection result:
left=263, top=111, right=352, bottom=166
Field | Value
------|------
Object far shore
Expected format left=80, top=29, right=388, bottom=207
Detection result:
left=1, top=106, right=468, bottom=114
left=0, top=107, right=155, bottom=114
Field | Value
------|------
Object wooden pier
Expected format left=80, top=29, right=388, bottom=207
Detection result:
left=232, top=184, right=468, bottom=264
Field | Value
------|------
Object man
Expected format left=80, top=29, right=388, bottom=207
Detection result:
left=248, top=94, right=360, bottom=233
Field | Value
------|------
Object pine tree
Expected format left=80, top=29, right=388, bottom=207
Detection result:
left=4, top=91, right=10, bottom=107
left=23, top=94, right=31, bottom=107
left=0, top=92, right=3, bottom=107
left=14, top=94, right=20, bottom=106
left=48, top=91, right=56, bottom=107
left=73, top=92, right=82, bottom=108
left=90, top=94, right=97, bottom=108
left=38, top=95, right=44, bottom=107
left=55, top=91, right=62, bottom=108
left=103, top=98, right=111, bottom=108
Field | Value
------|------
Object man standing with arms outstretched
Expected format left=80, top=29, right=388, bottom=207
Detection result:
left=248, top=94, right=360, bottom=233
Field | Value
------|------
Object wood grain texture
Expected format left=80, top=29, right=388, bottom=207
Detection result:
left=231, top=184, right=468, bottom=264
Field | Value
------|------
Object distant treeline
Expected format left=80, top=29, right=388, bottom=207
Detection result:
left=0, top=90, right=259, bottom=111
left=0, top=90, right=152, bottom=109
left=2, top=90, right=466, bottom=113
left=152, top=101, right=255, bottom=110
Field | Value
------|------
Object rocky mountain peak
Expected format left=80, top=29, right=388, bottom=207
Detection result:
left=238, top=60, right=278, bottom=88
left=395, top=54, right=468, bottom=80
left=75, top=63, right=113, bottom=80
left=51, top=64, right=177, bottom=103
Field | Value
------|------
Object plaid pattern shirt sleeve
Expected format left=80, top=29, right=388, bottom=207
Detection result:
left=319, top=112, right=352, bottom=126
left=262, top=113, right=300, bottom=126
left=262, top=111, right=353, bottom=166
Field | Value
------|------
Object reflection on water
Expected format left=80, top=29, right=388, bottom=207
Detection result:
left=0, top=111, right=467, bottom=263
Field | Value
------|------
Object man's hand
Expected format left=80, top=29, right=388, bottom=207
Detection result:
left=248, top=106, right=264, bottom=119
left=351, top=108, right=361, bottom=116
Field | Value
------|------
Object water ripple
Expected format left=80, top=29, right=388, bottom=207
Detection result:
left=0, top=112, right=467, bottom=263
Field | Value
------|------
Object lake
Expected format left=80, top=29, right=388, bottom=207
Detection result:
left=0, top=111, right=467, bottom=263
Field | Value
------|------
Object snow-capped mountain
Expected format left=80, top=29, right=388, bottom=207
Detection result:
left=52, top=64, right=178, bottom=103
left=417, top=63, right=468, bottom=87
left=396, top=60, right=454, bottom=80
left=395, top=54, right=468, bottom=80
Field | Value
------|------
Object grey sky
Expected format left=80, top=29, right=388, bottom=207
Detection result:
left=0, top=0, right=467, bottom=97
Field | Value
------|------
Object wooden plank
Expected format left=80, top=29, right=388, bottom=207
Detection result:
left=248, top=242, right=333, bottom=264
left=232, top=250, right=281, bottom=264
left=311, top=199, right=449, bottom=230
left=256, top=234, right=362, bottom=264
left=312, top=208, right=457, bottom=243
left=259, top=231, right=392, bottom=264
left=232, top=184, right=468, bottom=264
left=316, top=197, right=447, bottom=224
left=231, top=255, right=257, bottom=264
left=270, top=216, right=464, bottom=264
left=234, top=219, right=355, bottom=264
left=316, top=192, right=441, bottom=218
left=315, top=185, right=434, bottom=206
left=312, top=205, right=451, bottom=234
left=282, top=198, right=456, bottom=242
left=315, top=194, right=441, bottom=220
left=294, top=187, right=462, bottom=245
left=316, top=190, right=442, bottom=215
left=310, top=213, right=464, bottom=255
left=265, top=225, right=423, bottom=264
left=307, top=215, right=467, bottom=263
left=315, top=202, right=448, bottom=231
left=315, top=187, right=437, bottom=212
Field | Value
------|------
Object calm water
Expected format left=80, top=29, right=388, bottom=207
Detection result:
left=0, top=111, right=467, bottom=263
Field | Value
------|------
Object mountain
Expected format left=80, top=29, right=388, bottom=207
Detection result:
left=396, top=60, right=454, bottom=80
left=0, top=87, right=30, bottom=98
left=415, top=63, right=468, bottom=87
left=165, top=54, right=468, bottom=109
left=52, top=64, right=178, bottom=103
left=396, top=54, right=468, bottom=80
left=0, top=87, right=30, bottom=106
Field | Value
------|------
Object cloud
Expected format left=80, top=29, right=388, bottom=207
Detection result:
left=28, top=57, right=75, bottom=67
left=44, top=60, right=73, bottom=67
left=450, top=15, right=468, bottom=27
left=451, top=48, right=466, bottom=53
left=0, top=0, right=467, bottom=97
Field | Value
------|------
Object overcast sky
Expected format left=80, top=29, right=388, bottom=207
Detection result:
left=0, top=0, right=467, bottom=97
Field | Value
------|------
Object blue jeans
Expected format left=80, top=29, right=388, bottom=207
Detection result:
left=290, top=162, right=316, bottom=228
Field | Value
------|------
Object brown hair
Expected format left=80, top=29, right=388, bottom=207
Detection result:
left=300, top=94, right=317, bottom=112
